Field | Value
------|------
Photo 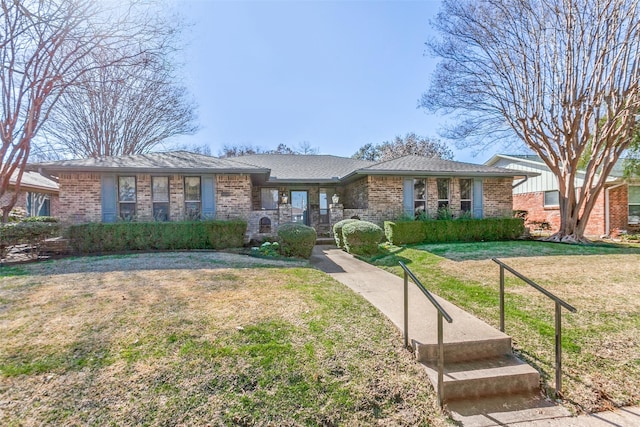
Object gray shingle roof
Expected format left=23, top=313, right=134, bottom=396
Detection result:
left=351, top=155, right=525, bottom=178
left=233, top=154, right=375, bottom=182
left=29, top=151, right=526, bottom=182
left=30, top=151, right=270, bottom=175
left=9, top=170, right=58, bottom=192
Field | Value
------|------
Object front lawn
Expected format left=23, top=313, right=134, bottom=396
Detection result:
left=367, top=241, right=640, bottom=413
left=0, top=252, right=448, bottom=426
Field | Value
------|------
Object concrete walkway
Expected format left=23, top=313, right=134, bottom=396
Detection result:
left=309, top=245, right=640, bottom=427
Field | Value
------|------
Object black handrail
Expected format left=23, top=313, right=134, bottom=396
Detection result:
left=492, top=258, right=577, bottom=396
left=399, top=261, right=452, bottom=407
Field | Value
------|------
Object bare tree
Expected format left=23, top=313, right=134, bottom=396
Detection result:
left=0, top=0, right=166, bottom=221
left=423, top=0, right=640, bottom=242
left=219, top=142, right=317, bottom=157
left=43, top=42, right=197, bottom=158
left=352, top=133, right=453, bottom=161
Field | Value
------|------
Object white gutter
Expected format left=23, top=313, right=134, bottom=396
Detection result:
left=605, top=182, right=626, bottom=236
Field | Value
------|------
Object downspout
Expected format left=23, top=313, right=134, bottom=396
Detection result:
left=605, top=182, right=626, bottom=236
left=512, top=175, right=528, bottom=189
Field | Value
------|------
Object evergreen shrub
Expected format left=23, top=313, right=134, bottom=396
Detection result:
left=342, top=220, right=384, bottom=255
left=277, top=222, right=317, bottom=258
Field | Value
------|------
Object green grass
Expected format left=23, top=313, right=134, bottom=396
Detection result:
left=415, top=240, right=640, bottom=261
left=364, top=241, right=640, bottom=412
left=0, top=253, right=447, bottom=426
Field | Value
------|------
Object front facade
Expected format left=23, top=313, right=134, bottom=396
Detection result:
left=32, top=152, right=526, bottom=241
left=486, top=154, right=638, bottom=237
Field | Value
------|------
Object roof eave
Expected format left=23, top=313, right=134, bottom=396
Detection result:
left=345, top=170, right=532, bottom=179
left=33, top=165, right=270, bottom=175
left=265, top=178, right=341, bottom=184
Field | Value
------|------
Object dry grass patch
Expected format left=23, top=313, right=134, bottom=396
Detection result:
left=369, top=242, right=640, bottom=414
left=0, top=252, right=448, bottom=426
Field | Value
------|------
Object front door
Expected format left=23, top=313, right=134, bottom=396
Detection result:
left=291, top=191, right=309, bottom=225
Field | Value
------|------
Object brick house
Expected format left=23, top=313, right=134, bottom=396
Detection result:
left=0, top=169, right=59, bottom=218
left=485, top=154, right=638, bottom=237
left=30, top=151, right=527, bottom=240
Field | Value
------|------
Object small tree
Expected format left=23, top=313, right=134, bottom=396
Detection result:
left=42, top=48, right=197, bottom=158
left=423, top=0, right=640, bottom=242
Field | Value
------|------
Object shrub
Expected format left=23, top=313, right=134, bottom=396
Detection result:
left=67, top=220, right=247, bottom=254
left=384, top=218, right=525, bottom=245
left=21, top=216, right=59, bottom=223
left=277, top=223, right=317, bottom=258
left=342, top=221, right=384, bottom=255
left=384, top=220, right=426, bottom=245
left=251, top=241, right=280, bottom=257
left=0, top=222, right=62, bottom=257
left=333, top=218, right=360, bottom=248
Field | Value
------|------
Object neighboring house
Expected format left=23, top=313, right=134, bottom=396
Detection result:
left=0, top=169, right=59, bottom=218
left=485, top=154, right=637, bottom=236
left=30, top=151, right=529, bottom=240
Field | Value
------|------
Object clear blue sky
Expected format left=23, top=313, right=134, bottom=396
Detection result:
left=169, top=0, right=488, bottom=163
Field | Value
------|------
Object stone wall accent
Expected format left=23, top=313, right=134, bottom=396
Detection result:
left=344, top=177, right=368, bottom=209
left=215, top=174, right=252, bottom=220
left=58, top=173, right=102, bottom=223
left=329, top=203, right=344, bottom=236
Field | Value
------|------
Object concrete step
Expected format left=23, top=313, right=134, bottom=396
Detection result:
left=422, top=353, right=540, bottom=402
left=415, top=336, right=513, bottom=364
left=446, top=392, right=572, bottom=427
left=315, top=238, right=336, bottom=245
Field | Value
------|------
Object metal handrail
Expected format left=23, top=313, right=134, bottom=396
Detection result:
left=492, top=258, right=577, bottom=396
left=399, top=261, right=452, bottom=407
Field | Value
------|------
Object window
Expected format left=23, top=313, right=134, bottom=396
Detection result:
left=414, top=179, right=426, bottom=218
left=437, top=178, right=450, bottom=209
left=26, top=192, right=50, bottom=217
left=152, top=176, right=169, bottom=221
left=118, top=176, right=136, bottom=220
left=261, top=188, right=279, bottom=210
left=184, top=177, right=201, bottom=219
left=544, top=190, right=559, bottom=207
left=629, top=186, right=640, bottom=224
left=460, top=179, right=472, bottom=213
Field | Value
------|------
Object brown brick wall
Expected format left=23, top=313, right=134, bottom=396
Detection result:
left=58, top=173, right=102, bottom=223
left=482, top=178, right=514, bottom=218
left=513, top=189, right=609, bottom=236
left=608, top=185, right=628, bottom=234
left=215, top=174, right=252, bottom=220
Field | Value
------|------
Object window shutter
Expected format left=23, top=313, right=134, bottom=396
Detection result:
left=473, top=178, right=484, bottom=218
left=403, top=177, right=414, bottom=216
left=101, top=175, right=118, bottom=223
left=201, top=175, right=216, bottom=219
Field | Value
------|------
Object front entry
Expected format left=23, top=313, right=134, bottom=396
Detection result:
left=291, top=190, right=309, bottom=225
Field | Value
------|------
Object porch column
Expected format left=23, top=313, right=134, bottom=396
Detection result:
left=329, top=203, right=344, bottom=236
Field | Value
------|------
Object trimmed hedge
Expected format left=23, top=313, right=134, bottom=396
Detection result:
left=277, top=222, right=317, bottom=259
left=333, top=218, right=360, bottom=248
left=67, top=220, right=247, bottom=254
left=342, top=220, right=384, bottom=255
left=384, top=218, right=525, bottom=245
